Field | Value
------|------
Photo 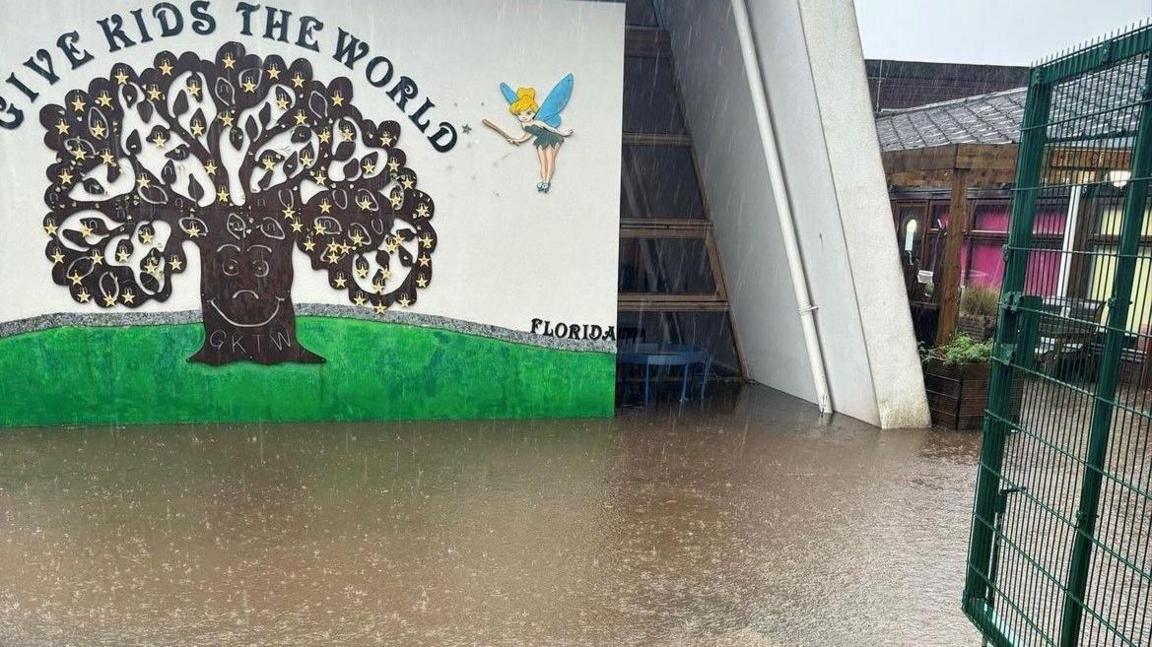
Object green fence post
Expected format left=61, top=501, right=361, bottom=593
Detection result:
left=1058, top=54, right=1152, bottom=647
left=963, top=68, right=1051, bottom=634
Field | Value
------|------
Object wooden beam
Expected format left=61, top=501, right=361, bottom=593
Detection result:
left=935, top=168, right=975, bottom=344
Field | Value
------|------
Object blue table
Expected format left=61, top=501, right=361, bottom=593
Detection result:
left=618, top=343, right=712, bottom=406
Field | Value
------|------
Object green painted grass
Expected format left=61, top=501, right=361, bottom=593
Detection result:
left=0, top=317, right=616, bottom=426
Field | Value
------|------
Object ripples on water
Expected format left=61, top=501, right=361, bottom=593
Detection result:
left=0, top=386, right=981, bottom=646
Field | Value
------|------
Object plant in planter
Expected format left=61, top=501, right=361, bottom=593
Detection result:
left=957, top=285, right=1000, bottom=342
left=921, top=334, right=996, bottom=431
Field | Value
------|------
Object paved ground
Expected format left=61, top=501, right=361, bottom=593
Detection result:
left=0, top=386, right=981, bottom=646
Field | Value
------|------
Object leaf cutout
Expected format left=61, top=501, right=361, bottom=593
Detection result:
left=137, top=101, right=154, bottom=123
left=356, top=190, right=379, bottom=211
left=173, top=91, right=189, bottom=117
left=375, top=250, right=390, bottom=266
left=292, top=126, right=311, bottom=143
left=162, top=160, right=176, bottom=185
left=342, top=158, right=359, bottom=179
left=138, top=183, right=169, bottom=205
left=276, top=86, right=291, bottom=107
left=301, top=143, right=315, bottom=163
left=214, top=78, right=234, bottom=106
left=125, top=130, right=141, bottom=154
left=334, top=140, right=355, bottom=161
left=122, top=85, right=138, bottom=108
left=107, top=163, right=121, bottom=182
left=166, top=145, right=190, bottom=160
left=259, top=102, right=271, bottom=126
left=192, top=107, right=206, bottom=132
left=284, top=151, right=298, bottom=176
left=308, top=90, right=328, bottom=119
left=229, top=127, right=244, bottom=150
left=316, top=216, right=342, bottom=235
left=258, top=169, right=273, bottom=190
left=331, top=189, right=349, bottom=210
left=179, top=215, right=207, bottom=236
left=398, top=246, right=413, bottom=267
left=87, top=108, right=108, bottom=138
left=187, top=175, right=205, bottom=202
left=260, top=218, right=286, bottom=240
left=239, top=67, right=262, bottom=94
left=361, top=152, right=379, bottom=175
left=349, top=223, right=372, bottom=248
left=244, top=115, right=259, bottom=141
left=82, top=178, right=105, bottom=195
left=227, top=213, right=247, bottom=240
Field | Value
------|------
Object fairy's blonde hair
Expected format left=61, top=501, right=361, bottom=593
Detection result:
left=509, top=87, right=538, bottom=115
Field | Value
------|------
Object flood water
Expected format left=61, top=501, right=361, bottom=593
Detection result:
left=0, top=386, right=981, bottom=646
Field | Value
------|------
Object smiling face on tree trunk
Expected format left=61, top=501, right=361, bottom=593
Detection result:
left=39, top=42, right=438, bottom=365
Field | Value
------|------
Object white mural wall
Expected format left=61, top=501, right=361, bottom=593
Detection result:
left=0, top=0, right=624, bottom=337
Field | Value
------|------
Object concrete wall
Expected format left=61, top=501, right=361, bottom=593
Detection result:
left=656, top=0, right=929, bottom=428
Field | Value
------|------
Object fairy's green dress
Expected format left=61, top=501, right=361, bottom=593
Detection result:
left=525, top=124, right=564, bottom=149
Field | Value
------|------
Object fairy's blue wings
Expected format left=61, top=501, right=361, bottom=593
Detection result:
left=537, top=74, right=574, bottom=128
left=499, top=83, right=518, bottom=105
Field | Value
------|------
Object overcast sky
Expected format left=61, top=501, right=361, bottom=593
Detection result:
left=855, top=0, right=1151, bottom=65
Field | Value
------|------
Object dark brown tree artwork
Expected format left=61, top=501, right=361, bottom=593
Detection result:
left=39, top=43, right=437, bottom=365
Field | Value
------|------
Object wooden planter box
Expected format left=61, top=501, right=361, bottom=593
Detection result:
left=923, top=359, right=1022, bottom=431
left=957, top=314, right=997, bottom=342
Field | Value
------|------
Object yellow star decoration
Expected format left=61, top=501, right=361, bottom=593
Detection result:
left=311, top=170, right=327, bottom=186
left=383, top=239, right=399, bottom=253
left=262, top=156, right=277, bottom=171
left=313, top=221, right=327, bottom=235
left=400, top=176, right=415, bottom=190
left=389, top=194, right=403, bottom=210
left=70, top=147, right=87, bottom=161
left=91, top=123, right=107, bottom=139
left=158, top=59, right=174, bottom=75
left=55, top=119, right=70, bottom=135
left=122, top=290, right=136, bottom=304
left=204, top=161, right=218, bottom=175
left=184, top=223, right=202, bottom=238
left=416, top=276, right=428, bottom=288
left=275, top=96, right=290, bottom=111
left=356, top=196, right=372, bottom=210
left=290, top=220, right=303, bottom=233
left=318, top=200, right=332, bottom=214
left=71, top=96, right=86, bottom=112
left=415, top=204, right=430, bottom=218
left=151, top=133, right=168, bottom=148
left=100, top=150, right=115, bottom=166
left=77, top=289, right=91, bottom=303
left=137, top=176, right=151, bottom=189
left=318, top=129, right=332, bottom=144
left=379, top=267, right=393, bottom=280
left=220, top=112, right=235, bottom=127
left=353, top=293, right=366, bottom=306
left=103, top=294, right=117, bottom=307
left=334, top=275, right=347, bottom=288
left=331, top=91, right=344, bottom=106
left=387, top=158, right=400, bottom=172
left=374, top=303, right=388, bottom=315
left=420, top=235, right=435, bottom=249
left=58, top=169, right=74, bottom=185
left=187, top=81, right=202, bottom=97
left=44, top=221, right=58, bottom=236
left=397, top=296, right=411, bottom=308
left=362, top=160, right=376, bottom=174
left=190, top=121, right=205, bottom=137
left=96, top=91, right=113, bottom=107
left=303, top=238, right=316, bottom=251
left=292, top=73, right=305, bottom=88
left=349, top=231, right=365, bottom=246
left=266, top=64, right=281, bottom=80
left=113, top=69, right=129, bottom=85
left=139, top=230, right=154, bottom=244
left=147, top=85, right=163, bottom=102
left=241, top=78, right=257, bottom=93
left=340, top=127, right=354, bottom=142
left=216, top=186, right=230, bottom=203
left=379, top=133, right=394, bottom=146
left=294, top=111, right=308, bottom=126
left=67, top=271, right=84, bottom=285
left=222, top=53, right=236, bottom=69
left=355, top=265, right=369, bottom=279
left=50, top=250, right=66, bottom=265
left=78, top=224, right=93, bottom=238
left=116, top=249, right=130, bottom=263
left=281, top=206, right=296, bottom=220
left=169, top=257, right=183, bottom=271
left=89, top=251, right=103, bottom=265
left=418, top=255, right=431, bottom=267
left=300, top=153, right=314, bottom=167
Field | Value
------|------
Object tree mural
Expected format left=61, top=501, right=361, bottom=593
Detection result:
left=39, top=43, right=437, bottom=365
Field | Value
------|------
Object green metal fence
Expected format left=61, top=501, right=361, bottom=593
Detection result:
left=965, top=24, right=1152, bottom=647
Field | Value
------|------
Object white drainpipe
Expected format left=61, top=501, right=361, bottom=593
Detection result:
left=730, top=0, right=833, bottom=414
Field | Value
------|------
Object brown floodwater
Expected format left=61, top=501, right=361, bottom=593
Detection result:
left=0, top=386, right=981, bottom=646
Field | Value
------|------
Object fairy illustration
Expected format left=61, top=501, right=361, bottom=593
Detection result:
left=483, top=74, right=574, bottom=193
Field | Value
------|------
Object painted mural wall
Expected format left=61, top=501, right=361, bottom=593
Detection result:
left=0, top=0, right=625, bottom=426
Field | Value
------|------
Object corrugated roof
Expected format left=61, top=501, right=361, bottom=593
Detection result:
left=876, top=56, right=1148, bottom=153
